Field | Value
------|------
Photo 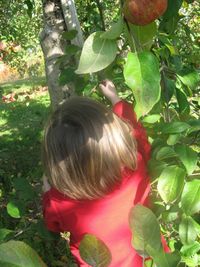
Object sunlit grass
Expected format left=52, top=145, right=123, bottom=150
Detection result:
left=0, top=76, right=46, bottom=95
left=0, top=78, right=50, bottom=180
left=0, top=78, right=75, bottom=266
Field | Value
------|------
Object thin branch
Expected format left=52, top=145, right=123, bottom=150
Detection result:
left=96, top=0, right=106, bottom=31
left=161, top=68, right=171, bottom=123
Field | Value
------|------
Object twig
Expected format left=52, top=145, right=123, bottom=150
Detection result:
left=96, top=0, right=106, bottom=31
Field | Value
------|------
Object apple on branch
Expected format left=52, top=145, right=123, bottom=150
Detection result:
left=123, top=0, right=168, bottom=26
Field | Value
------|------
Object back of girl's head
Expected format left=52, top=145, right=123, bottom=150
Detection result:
left=42, top=97, right=137, bottom=200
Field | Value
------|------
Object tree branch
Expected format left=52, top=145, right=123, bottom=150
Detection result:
left=96, top=0, right=106, bottom=31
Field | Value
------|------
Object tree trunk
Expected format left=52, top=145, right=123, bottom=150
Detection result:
left=61, top=0, right=84, bottom=47
left=40, top=0, right=83, bottom=109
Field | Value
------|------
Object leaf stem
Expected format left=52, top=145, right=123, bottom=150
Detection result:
left=161, top=65, right=171, bottom=123
left=124, top=21, right=137, bottom=52
left=119, top=0, right=140, bottom=53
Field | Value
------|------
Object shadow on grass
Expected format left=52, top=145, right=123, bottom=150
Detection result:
left=0, top=95, right=50, bottom=190
left=0, top=95, right=77, bottom=267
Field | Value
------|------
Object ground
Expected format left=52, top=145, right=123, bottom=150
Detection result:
left=0, top=77, right=76, bottom=266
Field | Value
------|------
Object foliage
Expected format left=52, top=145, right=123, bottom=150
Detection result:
left=176, top=1, right=200, bottom=66
left=124, top=51, right=161, bottom=118
left=60, top=0, right=200, bottom=266
left=0, top=240, right=47, bottom=267
left=76, top=32, right=118, bottom=74
left=0, top=79, right=76, bottom=267
left=76, top=1, right=119, bottom=36
left=0, top=0, right=200, bottom=266
left=0, top=0, right=44, bottom=77
left=79, top=234, right=111, bottom=267
left=130, top=205, right=181, bottom=267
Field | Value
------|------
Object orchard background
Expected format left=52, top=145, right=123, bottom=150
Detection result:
left=0, top=0, right=199, bottom=266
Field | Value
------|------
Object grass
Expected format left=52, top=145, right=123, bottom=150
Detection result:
left=0, top=77, right=77, bottom=266
left=0, top=77, right=50, bottom=182
left=0, top=76, right=47, bottom=95
left=0, top=77, right=79, bottom=266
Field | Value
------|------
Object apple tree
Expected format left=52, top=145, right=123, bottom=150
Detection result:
left=67, top=0, right=199, bottom=266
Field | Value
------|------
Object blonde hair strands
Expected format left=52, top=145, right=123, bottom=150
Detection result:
left=42, top=97, right=137, bottom=200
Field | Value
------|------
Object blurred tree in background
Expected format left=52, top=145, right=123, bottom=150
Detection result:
left=0, top=0, right=44, bottom=78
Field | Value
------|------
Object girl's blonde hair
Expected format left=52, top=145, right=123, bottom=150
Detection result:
left=42, top=97, right=137, bottom=200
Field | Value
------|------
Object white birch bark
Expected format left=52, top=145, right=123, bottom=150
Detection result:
left=40, top=0, right=83, bottom=109
left=61, top=0, right=84, bottom=47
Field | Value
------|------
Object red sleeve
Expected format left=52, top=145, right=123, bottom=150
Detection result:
left=113, top=101, right=151, bottom=162
left=161, top=235, right=171, bottom=253
left=42, top=192, right=61, bottom=233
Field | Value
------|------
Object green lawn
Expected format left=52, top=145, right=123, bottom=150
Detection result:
left=0, top=76, right=47, bottom=95
left=0, top=78, right=76, bottom=266
left=0, top=77, right=50, bottom=184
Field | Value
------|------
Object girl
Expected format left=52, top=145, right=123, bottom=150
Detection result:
left=42, top=80, right=152, bottom=266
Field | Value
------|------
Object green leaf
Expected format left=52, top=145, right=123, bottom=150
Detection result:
left=76, top=32, right=117, bottom=74
left=156, top=146, right=177, bottom=161
left=79, top=234, right=111, bottom=267
left=62, top=30, right=78, bottom=41
left=167, top=134, right=181, bottom=146
left=162, top=211, right=179, bottom=223
left=157, top=166, right=186, bottom=203
left=101, top=17, right=123, bottom=40
left=185, top=0, right=196, bottom=3
left=160, top=0, right=182, bottom=35
left=130, top=206, right=181, bottom=267
left=158, top=121, right=190, bottom=134
left=129, top=205, right=162, bottom=257
left=162, top=206, right=180, bottom=222
left=151, top=249, right=181, bottom=267
left=13, top=177, right=35, bottom=200
left=154, top=46, right=170, bottom=60
left=163, top=78, right=175, bottom=103
left=25, top=0, right=34, bottom=18
left=0, top=241, right=47, bottom=267
left=175, top=145, right=198, bottom=175
left=65, top=44, right=80, bottom=55
left=31, top=220, right=57, bottom=241
left=0, top=229, right=13, bottom=241
left=162, top=15, right=181, bottom=35
left=142, top=114, right=161, bottom=124
left=176, top=78, right=193, bottom=97
left=176, top=88, right=190, bottom=114
left=148, top=159, right=168, bottom=180
left=187, top=120, right=200, bottom=134
left=178, top=69, right=200, bottom=91
left=124, top=52, right=161, bottom=118
left=181, top=180, right=200, bottom=215
left=6, top=201, right=21, bottom=218
left=129, top=22, right=157, bottom=50
left=181, top=242, right=200, bottom=257
left=182, top=254, right=200, bottom=267
left=162, top=0, right=183, bottom=19
left=59, top=68, right=77, bottom=85
left=145, top=259, right=154, bottom=267
left=179, top=216, right=198, bottom=245
left=165, top=44, right=178, bottom=56
left=164, top=251, right=181, bottom=267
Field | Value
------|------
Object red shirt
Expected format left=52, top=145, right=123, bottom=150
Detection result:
left=43, top=101, right=152, bottom=266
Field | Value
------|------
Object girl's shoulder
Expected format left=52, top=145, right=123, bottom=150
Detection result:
left=43, top=187, right=79, bottom=203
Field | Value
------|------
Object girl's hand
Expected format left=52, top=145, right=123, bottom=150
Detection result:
left=42, top=174, right=51, bottom=193
left=99, top=79, right=121, bottom=106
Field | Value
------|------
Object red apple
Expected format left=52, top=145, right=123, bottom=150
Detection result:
left=123, top=0, right=168, bottom=26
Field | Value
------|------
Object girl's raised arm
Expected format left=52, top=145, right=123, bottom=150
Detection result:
left=99, top=80, right=151, bottom=162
